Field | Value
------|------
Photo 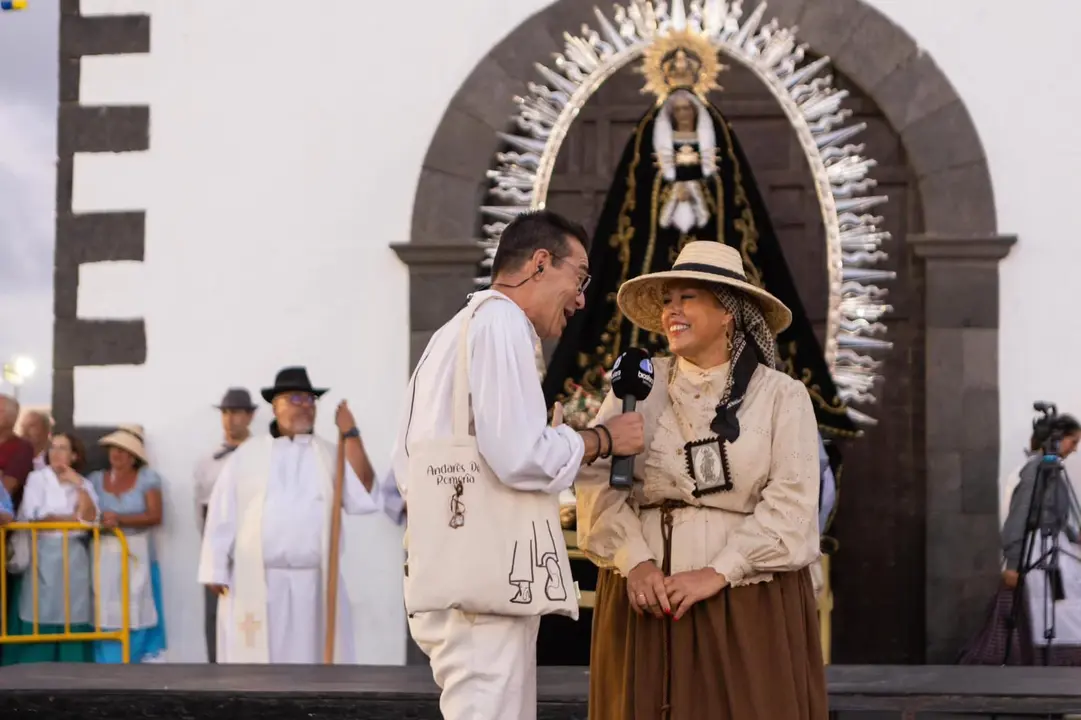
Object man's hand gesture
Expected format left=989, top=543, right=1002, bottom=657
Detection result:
left=551, top=402, right=564, bottom=427
left=335, top=401, right=357, bottom=436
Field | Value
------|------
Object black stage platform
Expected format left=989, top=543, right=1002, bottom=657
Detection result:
left=2, top=664, right=1081, bottom=719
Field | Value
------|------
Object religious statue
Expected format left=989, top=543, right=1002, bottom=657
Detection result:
left=542, top=29, right=857, bottom=446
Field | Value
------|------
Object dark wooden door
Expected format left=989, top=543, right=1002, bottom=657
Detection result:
left=544, top=60, right=926, bottom=664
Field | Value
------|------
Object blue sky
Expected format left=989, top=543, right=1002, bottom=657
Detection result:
left=0, top=1, right=58, bottom=407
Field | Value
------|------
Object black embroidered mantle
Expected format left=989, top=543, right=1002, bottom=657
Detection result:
left=541, top=100, right=857, bottom=446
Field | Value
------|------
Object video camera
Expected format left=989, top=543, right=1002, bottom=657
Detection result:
left=1033, top=401, right=1062, bottom=457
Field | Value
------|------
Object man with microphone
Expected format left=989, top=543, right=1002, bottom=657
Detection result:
left=391, top=210, right=644, bottom=720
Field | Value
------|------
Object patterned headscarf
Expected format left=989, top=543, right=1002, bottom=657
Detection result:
left=712, top=284, right=778, bottom=368
left=708, top=284, right=779, bottom=443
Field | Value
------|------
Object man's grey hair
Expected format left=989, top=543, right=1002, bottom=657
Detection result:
left=0, top=394, right=19, bottom=426
left=21, top=409, right=52, bottom=432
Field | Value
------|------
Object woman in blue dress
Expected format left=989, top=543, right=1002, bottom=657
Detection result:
left=87, top=425, right=168, bottom=663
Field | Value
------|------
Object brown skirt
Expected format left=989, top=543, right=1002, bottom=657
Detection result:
left=588, top=566, right=828, bottom=720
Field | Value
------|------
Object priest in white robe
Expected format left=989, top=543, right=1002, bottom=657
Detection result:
left=198, top=366, right=384, bottom=664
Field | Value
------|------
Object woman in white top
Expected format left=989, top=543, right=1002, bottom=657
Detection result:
left=2, top=432, right=98, bottom=665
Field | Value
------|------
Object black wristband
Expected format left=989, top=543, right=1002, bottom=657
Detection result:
left=583, top=428, right=601, bottom=465
left=595, top=424, right=613, bottom=459
left=343, top=427, right=360, bottom=439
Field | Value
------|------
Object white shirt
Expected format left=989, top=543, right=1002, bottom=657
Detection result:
left=19, top=467, right=99, bottom=535
left=377, top=469, right=407, bottom=526
left=390, top=290, right=584, bottom=500
left=194, top=443, right=241, bottom=530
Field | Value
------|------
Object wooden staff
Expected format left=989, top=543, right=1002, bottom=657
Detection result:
left=324, top=433, right=346, bottom=664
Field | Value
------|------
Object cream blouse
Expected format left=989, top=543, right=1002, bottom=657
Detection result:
left=575, top=355, right=821, bottom=587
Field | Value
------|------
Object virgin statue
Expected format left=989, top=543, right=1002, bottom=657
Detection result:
left=535, top=30, right=846, bottom=669
left=541, top=37, right=857, bottom=444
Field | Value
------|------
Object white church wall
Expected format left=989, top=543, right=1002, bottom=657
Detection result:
left=68, top=0, right=552, bottom=664
left=860, top=0, right=1081, bottom=487
left=77, top=261, right=146, bottom=320
left=64, top=0, right=1081, bottom=663
left=71, top=152, right=150, bottom=212
left=79, top=53, right=153, bottom=106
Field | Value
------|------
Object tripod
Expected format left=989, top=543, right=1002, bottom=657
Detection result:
left=1002, top=443, right=1079, bottom=666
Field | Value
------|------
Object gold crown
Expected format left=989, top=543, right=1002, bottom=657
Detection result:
left=639, top=29, right=725, bottom=104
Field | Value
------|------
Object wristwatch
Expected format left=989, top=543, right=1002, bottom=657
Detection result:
left=343, top=427, right=360, bottom=439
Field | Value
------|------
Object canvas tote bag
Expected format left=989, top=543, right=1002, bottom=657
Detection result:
left=403, top=295, right=579, bottom=620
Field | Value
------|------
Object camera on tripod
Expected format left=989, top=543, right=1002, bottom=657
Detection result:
left=1033, top=401, right=1063, bottom=458
left=1002, top=400, right=1079, bottom=664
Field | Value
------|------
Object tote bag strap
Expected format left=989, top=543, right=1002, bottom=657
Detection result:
left=451, top=294, right=502, bottom=439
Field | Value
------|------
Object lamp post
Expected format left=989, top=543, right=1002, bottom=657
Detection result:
left=2, top=355, right=36, bottom=401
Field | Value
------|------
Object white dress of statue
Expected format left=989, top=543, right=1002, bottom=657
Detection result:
left=653, top=89, right=718, bottom=234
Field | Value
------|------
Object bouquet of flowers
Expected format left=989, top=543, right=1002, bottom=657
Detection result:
left=556, top=371, right=609, bottom=531
left=560, top=370, right=611, bottom=431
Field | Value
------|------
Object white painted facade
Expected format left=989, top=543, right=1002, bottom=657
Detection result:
left=65, top=0, right=1081, bottom=662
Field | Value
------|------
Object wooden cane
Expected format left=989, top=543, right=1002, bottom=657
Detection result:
left=324, top=434, right=346, bottom=664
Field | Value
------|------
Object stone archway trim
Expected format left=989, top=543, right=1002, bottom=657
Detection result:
left=402, top=0, right=1016, bottom=662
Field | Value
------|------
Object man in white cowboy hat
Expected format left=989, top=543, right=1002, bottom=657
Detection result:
left=193, top=387, right=256, bottom=663
left=391, top=211, right=646, bottom=720
left=198, top=366, right=384, bottom=664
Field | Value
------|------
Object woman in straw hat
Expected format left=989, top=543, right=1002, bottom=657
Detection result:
left=575, top=241, right=827, bottom=719
left=86, top=425, right=168, bottom=663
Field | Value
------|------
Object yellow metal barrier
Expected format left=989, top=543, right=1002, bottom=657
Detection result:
left=0, top=521, right=132, bottom=663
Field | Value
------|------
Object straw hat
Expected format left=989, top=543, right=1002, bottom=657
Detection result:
left=98, top=425, right=148, bottom=464
left=617, top=241, right=792, bottom=335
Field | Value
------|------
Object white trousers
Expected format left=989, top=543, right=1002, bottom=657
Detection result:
left=408, top=610, right=541, bottom=720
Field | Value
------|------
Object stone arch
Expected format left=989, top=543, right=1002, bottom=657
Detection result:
left=394, top=0, right=1016, bottom=663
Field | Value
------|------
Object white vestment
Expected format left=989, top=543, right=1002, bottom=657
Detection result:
left=391, top=289, right=585, bottom=720
left=198, top=433, right=383, bottom=664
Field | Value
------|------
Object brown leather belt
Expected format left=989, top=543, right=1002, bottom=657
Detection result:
left=637, top=500, right=690, bottom=719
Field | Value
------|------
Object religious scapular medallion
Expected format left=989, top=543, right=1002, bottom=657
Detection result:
left=684, top=437, right=733, bottom=497
left=448, top=479, right=466, bottom=529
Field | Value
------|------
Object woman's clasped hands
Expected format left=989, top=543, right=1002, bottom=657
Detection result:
left=626, top=560, right=728, bottom=621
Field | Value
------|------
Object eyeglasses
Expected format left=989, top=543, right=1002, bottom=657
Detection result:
left=283, top=393, right=316, bottom=407
left=552, top=254, right=591, bottom=295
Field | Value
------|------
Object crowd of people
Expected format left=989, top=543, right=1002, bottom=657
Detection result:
left=0, top=403, right=167, bottom=664
left=3, top=209, right=1079, bottom=720
left=0, top=375, right=405, bottom=668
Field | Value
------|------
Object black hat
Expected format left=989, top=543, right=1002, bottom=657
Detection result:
left=214, top=388, right=256, bottom=411
left=261, top=366, right=328, bottom=403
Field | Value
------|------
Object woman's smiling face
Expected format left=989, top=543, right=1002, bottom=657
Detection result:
left=660, top=280, right=732, bottom=363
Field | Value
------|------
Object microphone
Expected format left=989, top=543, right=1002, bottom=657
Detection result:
left=608, top=347, right=654, bottom=489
